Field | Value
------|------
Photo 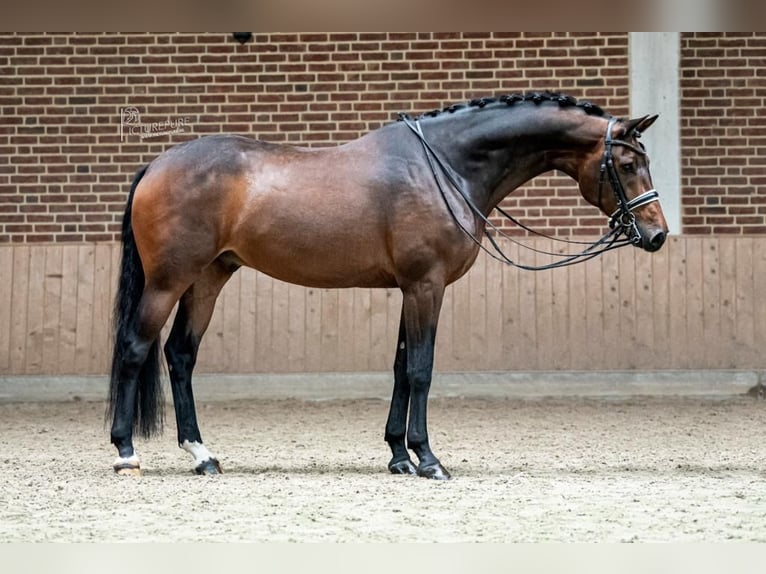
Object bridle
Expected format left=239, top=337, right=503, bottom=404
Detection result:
left=600, top=116, right=659, bottom=245
left=399, top=112, right=660, bottom=271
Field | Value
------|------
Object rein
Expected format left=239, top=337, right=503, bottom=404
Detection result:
left=399, top=113, right=658, bottom=271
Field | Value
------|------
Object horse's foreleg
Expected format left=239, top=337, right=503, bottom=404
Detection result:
left=385, top=310, right=417, bottom=475
left=402, top=281, right=450, bottom=480
left=164, top=261, right=234, bottom=475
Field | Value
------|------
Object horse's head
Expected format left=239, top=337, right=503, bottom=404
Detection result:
left=578, top=115, right=669, bottom=252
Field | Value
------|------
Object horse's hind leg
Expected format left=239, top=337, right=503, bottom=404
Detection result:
left=164, top=259, right=235, bottom=475
left=385, top=310, right=417, bottom=475
left=111, top=286, right=183, bottom=475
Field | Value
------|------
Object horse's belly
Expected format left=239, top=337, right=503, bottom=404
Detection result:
left=231, top=231, right=397, bottom=289
left=228, top=184, right=399, bottom=288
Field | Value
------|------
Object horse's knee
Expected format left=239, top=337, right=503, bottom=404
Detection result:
left=407, top=368, right=432, bottom=393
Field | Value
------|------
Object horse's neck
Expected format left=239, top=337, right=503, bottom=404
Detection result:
left=431, top=106, right=604, bottom=213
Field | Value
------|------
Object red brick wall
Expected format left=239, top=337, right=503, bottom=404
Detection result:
left=0, top=32, right=630, bottom=244
left=680, top=32, right=766, bottom=235
left=6, top=32, right=766, bottom=244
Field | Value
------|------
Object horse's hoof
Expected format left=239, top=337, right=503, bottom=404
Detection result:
left=388, top=458, right=418, bottom=475
left=417, top=462, right=451, bottom=480
left=113, top=455, right=141, bottom=476
left=114, top=463, right=142, bottom=477
left=194, top=458, right=222, bottom=475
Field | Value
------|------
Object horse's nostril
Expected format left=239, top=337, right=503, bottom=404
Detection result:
left=649, top=230, right=666, bottom=251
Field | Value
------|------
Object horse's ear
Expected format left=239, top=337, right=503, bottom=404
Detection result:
left=623, top=114, right=659, bottom=136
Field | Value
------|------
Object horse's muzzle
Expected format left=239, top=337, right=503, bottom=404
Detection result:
left=640, top=228, right=666, bottom=252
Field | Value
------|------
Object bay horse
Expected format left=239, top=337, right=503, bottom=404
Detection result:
left=108, top=92, right=668, bottom=479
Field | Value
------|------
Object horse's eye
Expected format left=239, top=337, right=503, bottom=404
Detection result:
left=621, top=162, right=635, bottom=174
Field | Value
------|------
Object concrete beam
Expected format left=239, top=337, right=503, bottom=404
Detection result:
left=629, top=32, right=682, bottom=235
left=0, top=371, right=758, bottom=402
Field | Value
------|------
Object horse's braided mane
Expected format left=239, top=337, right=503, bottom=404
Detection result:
left=404, top=91, right=610, bottom=121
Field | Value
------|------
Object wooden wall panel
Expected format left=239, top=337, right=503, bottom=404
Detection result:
left=41, top=246, right=63, bottom=374
left=1, top=237, right=765, bottom=376
left=0, top=247, right=12, bottom=373
left=9, top=246, right=30, bottom=374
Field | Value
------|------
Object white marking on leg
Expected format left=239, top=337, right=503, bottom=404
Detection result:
left=181, top=440, right=216, bottom=466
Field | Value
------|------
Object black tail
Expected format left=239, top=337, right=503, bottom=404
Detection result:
left=107, top=165, right=164, bottom=439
